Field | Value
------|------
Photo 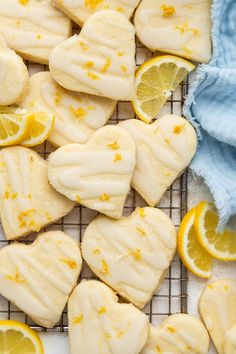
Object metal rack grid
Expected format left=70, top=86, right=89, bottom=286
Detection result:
left=0, top=38, right=189, bottom=333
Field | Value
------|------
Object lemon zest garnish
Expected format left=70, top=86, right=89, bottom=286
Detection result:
left=18, top=0, right=29, bottom=5
left=121, top=65, right=127, bottom=73
left=167, top=326, right=175, bottom=333
left=107, top=141, right=120, bottom=150
left=114, top=153, right=122, bottom=162
left=36, top=34, right=41, bottom=39
left=45, top=212, right=52, bottom=221
left=99, top=193, right=110, bottom=201
left=208, top=284, right=214, bottom=289
left=73, top=315, right=83, bottom=324
left=28, top=194, right=32, bottom=199
left=29, top=100, right=36, bottom=107
left=103, top=4, right=109, bottom=10
left=160, top=5, right=176, bottom=18
left=11, top=193, right=18, bottom=200
left=156, top=346, right=162, bottom=353
left=88, top=105, right=96, bottom=111
left=131, top=248, right=142, bottom=261
left=18, top=209, right=36, bottom=229
left=79, top=42, right=89, bottom=51
left=117, top=330, right=125, bottom=338
left=175, top=22, right=189, bottom=34
left=70, top=106, right=87, bottom=119
left=165, top=138, right=170, bottom=144
left=83, top=61, right=94, bottom=69
left=138, top=208, right=146, bottom=218
left=101, top=259, right=109, bottom=274
left=105, top=333, right=111, bottom=339
left=182, top=46, right=192, bottom=55
left=101, top=58, right=111, bottom=73
left=117, top=52, right=124, bottom=57
left=5, top=269, right=25, bottom=283
left=76, top=195, right=81, bottom=203
left=93, top=248, right=100, bottom=255
left=60, top=258, right=77, bottom=269
left=136, top=226, right=146, bottom=236
left=55, top=91, right=62, bottom=105
left=173, top=125, right=184, bottom=134
left=4, top=191, right=10, bottom=199
left=84, top=0, right=104, bottom=10
left=98, top=306, right=106, bottom=315
left=224, top=285, right=229, bottom=291
left=116, top=7, right=124, bottom=12
left=87, top=72, right=99, bottom=80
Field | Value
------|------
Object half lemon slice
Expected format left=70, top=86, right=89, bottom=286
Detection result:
left=132, top=55, right=195, bottom=123
left=195, top=201, right=236, bottom=261
left=178, top=207, right=212, bottom=278
left=0, top=112, right=34, bottom=146
left=0, top=320, right=44, bottom=354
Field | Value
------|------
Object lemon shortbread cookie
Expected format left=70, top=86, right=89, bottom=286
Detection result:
left=120, top=115, right=197, bottom=206
left=142, top=314, right=209, bottom=354
left=68, top=280, right=149, bottom=354
left=134, top=0, right=212, bottom=63
left=0, top=0, right=71, bottom=64
left=53, top=0, right=140, bottom=26
left=82, top=207, right=176, bottom=308
left=0, top=147, right=74, bottom=240
left=0, top=231, right=82, bottom=328
left=199, top=279, right=236, bottom=354
left=0, top=34, right=29, bottom=105
left=48, top=125, right=135, bottom=218
left=20, top=72, right=117, bottom=147
left=223, top=324, right=236, bottom=354
left=49, top=11, right=136, bottom=100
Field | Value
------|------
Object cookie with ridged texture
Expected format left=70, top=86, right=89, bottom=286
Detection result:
left=49, top=10, right=136, bottom=100
left=0, top=34, right=29, bottom=105
left=141, top=314, right=209, bottom=354
left=120, top=115, right=197, bottom=206
left=82, top=207, right=176, bottom=308
left=68, top=280, right=149, bottom=354
left=0, top=146, right=74, bottom=240
left=199, top=279, right=236, bottom=354
left=20, top=72, right=117, bottom=147
left=0, top=231, right=82, bottom=328
left=0, top=0, right=71, bottom=64
left=48, top=125, right=136, bottom=219
left=134, top=0, right=212, bottom=63
left=53, top=0, right=140, bottom=26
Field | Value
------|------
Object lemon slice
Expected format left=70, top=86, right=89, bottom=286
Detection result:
left=0, top=113, right=34, bottom=146
left=178, top=207, right=212, bottom=279
left=0, top=320, right=44, bottom=354
left=21, top=112, right=55, bottom=147
left=195, top=201, right=236, bottom=261
left=132, top=55, right=195, bottom=123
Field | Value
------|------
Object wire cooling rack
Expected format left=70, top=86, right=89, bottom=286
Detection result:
left=0, top=38, right=189, bottom=332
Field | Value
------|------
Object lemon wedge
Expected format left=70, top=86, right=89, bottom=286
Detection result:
left=132, top=55, right=195, bottom=123
left=0, top=320, right=44, bottom=354
left=195, top=201, right=236, bottom=261
left=178, top=207, right=212, bottom=279
left=0, top=112, right=34, bottom=146
left=21, top=112, right=55, bottom=147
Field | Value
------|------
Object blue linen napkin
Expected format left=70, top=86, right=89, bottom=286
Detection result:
left=184, top=0, right=236, bottom=229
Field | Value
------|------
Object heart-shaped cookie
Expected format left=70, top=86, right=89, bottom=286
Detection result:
left=0, top=231, right=82, bottom=328
left=68, top=280, right=149, bottom=354
left=82, top=207, right=176, bottom=308
left=20, top=71, right=117, bottom=147
left=120, top=115, right=197, bottom=206
left=48, top=125, right=136, bottom=219
left=0, top=34, right=29, bottom=105
left=141, top=314, right=209, bottom=354
left=134, top=0, right=212, bottom=63
left=199, top=279, right=236, bottom=354
left=53, top=0, right=141, bottom=26
left=0, top=0, right=71, bottom=64
left=49, top=10, right=136, bottom=100
left=0, top=146, right=74, bottom=240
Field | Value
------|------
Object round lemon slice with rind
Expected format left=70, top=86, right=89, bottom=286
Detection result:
left=195, top=201, right=236, bottom=261
left=178, top=206, right=212, bottom=279
left=132, top=55, right=195, bottom=123
left=0, top=320, right=44, bottom=354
